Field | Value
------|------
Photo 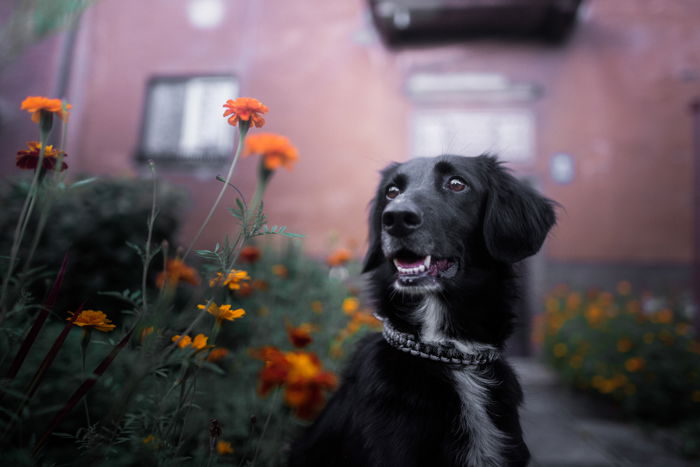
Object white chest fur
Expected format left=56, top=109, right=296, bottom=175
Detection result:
left=415, top=297, right=506, bottom=467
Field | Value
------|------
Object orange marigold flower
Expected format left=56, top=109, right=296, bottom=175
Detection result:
left=253, top=279, right=269, bottom=291
left=326, top=248, right=352, bottom=267
left=172, top=334, right=193, bottom=348
left=553, top=342, right=568, bottom=358
left=617, top=338, right=633, bottom=353
left=616, top=280, right=632, bottom=296
left=143, top=434, right=155, bottom=444
left=140, top=326, right=155, bottom=342
left=207, top=347, right=230, bottom=362
left=223, top=97, right=268, bottom=128
left=655, top=308, right=673, bottom=324
left=16, top=141, right=68, bottom=171
left=625, top=357, right=646, bottom=372
left=342, top=297, right=360, bottom=315
left=192, top=333, right=209, bottom=350
left=287, top=323, right=317, bottom=348
left=243, top=133, right=298, bottom=171
left=253, top=347, right=337, bottom=419
left=311, top=300, right=323, bottom=314
left=156, top=258, right=200, bottom=289
left=216, top=440, right=234, bottom=455
left=67, top=310, right=116, bottom=332
left=209, top=269, right=251, bottom=290
left=197, top=301, right=246, bottom=323
left=21, top=96, right=71, bottom=122
left=240, top=245, right=261, bottom=263
left=272, top=264, right=288, bottom=278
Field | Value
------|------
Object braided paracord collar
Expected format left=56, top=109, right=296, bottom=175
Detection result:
left=381, top=321, right=501, bottom=366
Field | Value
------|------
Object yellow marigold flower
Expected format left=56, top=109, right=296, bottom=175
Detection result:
left=342, top=297, right=360, bottom=315
left=172, top=334, right=192, bottom=348
left=21, top=96, right=71, bottom=122
left=192, top=333, right=209, bottom=350
left=553, top=343, right=568, bottom=358
left=67, top=310, right=116, bottom=332
left=222, top=97, right=268, bottom=128
left=209, top=269, right=250, bottom=289
left=197, top=302, right=246, bottom=323
left=625, top=357, right=645, bottom=372
left=617, top=338, right=632, bottom=353
left=216, top=440, right=234, bottom=455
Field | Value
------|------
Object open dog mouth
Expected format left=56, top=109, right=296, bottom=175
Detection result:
left=391, top=250, right=458, bottom=285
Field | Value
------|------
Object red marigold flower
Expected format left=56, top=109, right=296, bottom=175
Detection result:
left=326, top=248, right=352, bottom=267
left=16, top=141, right=68, bottom=171
left=21, top=96, right=71, bottom=122
left=287, top=323, right=317, bottom=348
left=156, top=258, right=200, bottom=289
left=240, top=245, right=261, bottom=263
left=222, top=97, right=268, bottom=128
left=243, top=133, right=299, bottom=171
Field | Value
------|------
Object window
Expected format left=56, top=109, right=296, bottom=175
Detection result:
left=412, top=109, right=535, bottom=163
left=136, top=75, right=238, bottom=165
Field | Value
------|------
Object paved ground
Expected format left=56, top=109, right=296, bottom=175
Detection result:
left=510, top=358, right=696, bottom=467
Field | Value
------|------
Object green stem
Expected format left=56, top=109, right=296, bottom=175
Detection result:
left=0, top=120, right=51, bottom=317
left=251, top=387, right=280, bottom=467
left=23, top=114, right=70, bottom=274
left=183, top=122, right=249, bottom=260
left=80, top=329, right=92, bottom=426
left=141, top=161, right=158, bottom=316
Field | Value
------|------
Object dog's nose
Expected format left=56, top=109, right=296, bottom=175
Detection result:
left=382, top=203, right=423, bottom=236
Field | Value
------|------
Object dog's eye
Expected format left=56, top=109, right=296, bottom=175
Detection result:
left=386, top=185, right=400, bottom=200
left=448, top=177, right=468, bottom=192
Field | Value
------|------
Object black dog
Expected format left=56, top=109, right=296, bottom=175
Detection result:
left=289, top=155, right=556, bottom=467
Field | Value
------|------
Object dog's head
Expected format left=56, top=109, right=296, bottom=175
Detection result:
left=363, top=155, right=556, bottom=295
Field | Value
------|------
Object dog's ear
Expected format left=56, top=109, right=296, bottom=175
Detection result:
left=482, top=159, right=556, bottom=263
left=362, top=194, right=384, bottom=273
left=362, top=163, right=398, bottom=273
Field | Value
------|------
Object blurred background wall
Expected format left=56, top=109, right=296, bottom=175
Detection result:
left=2, top=0, right=700, bottom=296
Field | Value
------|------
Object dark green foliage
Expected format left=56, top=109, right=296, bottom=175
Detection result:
left=541, top=284, right=700, bottom=458
left=0, top=177, right=187, bottom=313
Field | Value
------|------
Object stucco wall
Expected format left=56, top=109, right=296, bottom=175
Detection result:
left=2, top=0, right=700, bottom=274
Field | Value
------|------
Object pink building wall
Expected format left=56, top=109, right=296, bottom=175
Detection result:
left=2, top=0, right=700, bottom=280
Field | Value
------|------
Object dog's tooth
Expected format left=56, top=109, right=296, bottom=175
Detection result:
left=418, top=265, right=425, bottom=273
left=424, top=255, right=431, bottom=268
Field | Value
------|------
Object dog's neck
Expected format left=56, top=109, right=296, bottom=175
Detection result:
left=370, top=261, right=519, bottom=347
left=381, top=296, right=500, bottom=365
